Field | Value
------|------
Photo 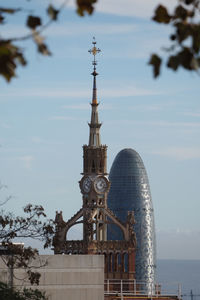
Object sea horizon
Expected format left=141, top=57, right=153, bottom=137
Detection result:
left=157, top=259, right=200, bottom=300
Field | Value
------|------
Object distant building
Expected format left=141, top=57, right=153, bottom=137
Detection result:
left=107, top=148, right=156, bottom=290
left=52, top=39, right=179, bottom=300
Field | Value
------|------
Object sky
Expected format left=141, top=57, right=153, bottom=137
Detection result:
left=0, top=0, right=200, bottom=260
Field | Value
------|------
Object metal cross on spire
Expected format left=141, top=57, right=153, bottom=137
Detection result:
left=88, top=37, right=101, bottom=72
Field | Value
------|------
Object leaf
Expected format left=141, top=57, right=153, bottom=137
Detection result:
left=175, top=22, right=191, bottom=43
left=177, top=47, right=194, bottom=70
left=31, top=31, right=51, bottom=56
left=0, top=7, right=21, bottom=14
left=33, top=31, right=45, bottom=44
left=175, top=5, right=189, bottom=20
left=0, top=42, right=27, bottom=82
left=167, top=55, right=179, bottom=70
left=38, top=43, right=51, bottom=56
left=180, top=0, right=195, bottom=5
left=76, top=0, right=97, bottom=16
left=153, top=5, right=171, bottom=24
left=0, top=13, right=4, bottom=23
left=27, top=15, right=41, bottom=29
left=47, top=4, right=59, bottom=21
left=149, top=54, right=162, bottom=78
left=191, top=24, right=200, bottom=53
left=190, top=57, right=200, bottom=70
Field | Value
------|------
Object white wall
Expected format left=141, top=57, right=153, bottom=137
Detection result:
left=0, top=255, right=104, bottom=300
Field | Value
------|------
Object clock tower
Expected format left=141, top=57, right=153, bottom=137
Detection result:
left=80, top=38, right=110, bottom=242
left=53, top=39, right=136, bottom=284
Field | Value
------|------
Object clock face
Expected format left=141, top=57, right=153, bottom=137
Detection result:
left=82, top=176, right=91, bottom=193
left=94, top=177, right=107, bottom=193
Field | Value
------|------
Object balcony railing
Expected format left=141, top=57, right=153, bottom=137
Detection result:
left=104, top=279, right=182, bottom=299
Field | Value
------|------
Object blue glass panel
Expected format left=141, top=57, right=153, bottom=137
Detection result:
left=107, top=148, right=156, bottom=290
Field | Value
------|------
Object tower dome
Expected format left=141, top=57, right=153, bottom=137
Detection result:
left=107, top=148, right=156, bottom=287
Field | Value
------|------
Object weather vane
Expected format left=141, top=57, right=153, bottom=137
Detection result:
left=88, top=37, right=101, bottom=70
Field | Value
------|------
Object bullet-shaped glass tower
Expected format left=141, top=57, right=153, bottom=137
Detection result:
left=107, top=148, right=156, bottom=291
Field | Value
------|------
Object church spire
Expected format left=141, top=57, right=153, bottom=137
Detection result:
left=88, top=38, right=101, bottom=147
left=88, top=37, right=101, bottom=105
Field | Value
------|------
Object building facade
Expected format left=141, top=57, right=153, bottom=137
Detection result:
left=107, top=148, right=156, bottom=291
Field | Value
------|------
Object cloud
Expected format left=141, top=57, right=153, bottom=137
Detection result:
left=136, top=121, right=200, bottom=128
left=1, top=122, right=11, bottom=129
left=157, top=228, right=200, bottom=235
left=50, top=116, right=77, bottom=121
left=182, top=112, right=200, bottom=117
left=1, top=23, right=138, bottom=39
left=152, top=147, right=200, bottom=160
left=62, top=103, right=114, bottom=110
left=56, top=0, right=175, bottom=18
left=130, top=104, right=164, bottom=112
left=31, top=137, right=44, bottom=144
left=19, top=155, right=34, bottom=169
left=46, top=23, right=138, bottom=37
left=95, top=0, right=176, bottom=18
left=157, top=229, right=200, bottom=259
left=101, top=86, right=160, bottom=97
left=62, top=104, right=89, bottom=110
left=107, top=119, right=200, bottom=130
left=1, top=88, right=90, bottom=99
left=2, top=85, right=160, bottom=100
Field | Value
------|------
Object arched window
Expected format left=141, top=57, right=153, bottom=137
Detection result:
left=117, top=253, right=121, bottom=272
left=108, top=253, right=113, bottom=272
left=92, top=160, right=95, bottom=172
left=99, top=160, right=103, bottom=172
left=124, top=252, right=128, bottom=272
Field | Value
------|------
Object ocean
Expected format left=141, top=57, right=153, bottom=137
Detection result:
left=157, top=260, right=200, bottom=300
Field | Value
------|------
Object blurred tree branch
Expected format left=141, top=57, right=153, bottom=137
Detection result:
left=0, top=204, right=55, bottom=285
left=0, top=0, right=97, bottom=82
left=1, top=0, right=199, bottom=81
left=149, top=0, right=200, bottom=77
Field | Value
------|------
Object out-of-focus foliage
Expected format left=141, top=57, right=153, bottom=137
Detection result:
left=76, top=0, right=97, bottom=16
left=0, top=3, right=58, bottom=82
left=149, top=0, right=200, bottom=77
left=0, top=203, right=54, bottom=284
left=1, top=0, right=199, bottom=81
left=0, top=0, right=97, bottom=82
left=0, top=281, right=47, bottom=300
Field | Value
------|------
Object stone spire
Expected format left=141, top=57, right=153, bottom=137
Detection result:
left=88, top=37, right=101, bottom=147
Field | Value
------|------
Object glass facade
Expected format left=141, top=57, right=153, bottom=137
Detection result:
left=107, top=148, right=156, bottom=290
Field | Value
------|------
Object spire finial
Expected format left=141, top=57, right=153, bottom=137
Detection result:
left=88, top=37, right=101, bottom=75
left=88, top=37, right=101, bottom=105
left=88, top=38, right=102, bottom=146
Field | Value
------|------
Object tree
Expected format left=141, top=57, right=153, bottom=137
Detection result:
left=0, top=203, right=54, bottom=284
left=1, top=0, right=199, bottom=81
left=0, top=0, right=97, bottom=82
left=0, top=196, right=54, bottom=300
left=149, top=0, right=200, bottom=77
left=0, top=281, right=46, bottom=300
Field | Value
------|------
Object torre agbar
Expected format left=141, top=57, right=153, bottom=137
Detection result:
left=107, top=149, right=156, bottom=291
left=53, top=39, right=179, bottom=300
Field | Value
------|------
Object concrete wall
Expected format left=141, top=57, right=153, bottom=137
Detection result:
left=0, top=255, right=104, bottom=300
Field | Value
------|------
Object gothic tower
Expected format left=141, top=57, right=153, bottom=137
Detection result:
left=80, top=39, right=110, bottom=243
left=53, top=39, right=136, bottom=283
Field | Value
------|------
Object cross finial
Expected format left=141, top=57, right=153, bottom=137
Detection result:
left=88, top=37, right=101, bottom=70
